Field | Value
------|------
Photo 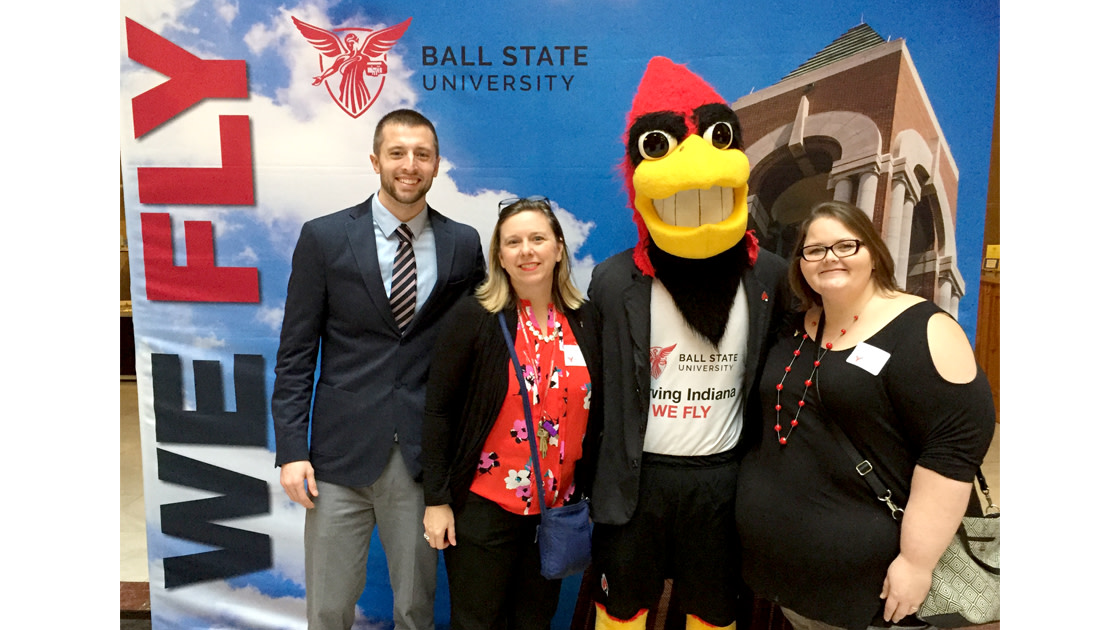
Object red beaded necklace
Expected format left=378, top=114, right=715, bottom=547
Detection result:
left=773, top=313, right=858, bottom=445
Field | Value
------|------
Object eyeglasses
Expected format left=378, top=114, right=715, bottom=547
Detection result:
left=498, top=195, right=552, bottom=214
left=799, top=239, right=863, bottom=261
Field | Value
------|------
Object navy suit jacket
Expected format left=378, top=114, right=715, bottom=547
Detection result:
left=272, top=195, right=486, bottom=487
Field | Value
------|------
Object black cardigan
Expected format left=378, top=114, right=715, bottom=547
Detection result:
left=421, top=295, right=602, bottom=511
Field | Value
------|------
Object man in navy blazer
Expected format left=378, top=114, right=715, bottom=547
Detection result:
left=272, top=109, right=486, bottom=630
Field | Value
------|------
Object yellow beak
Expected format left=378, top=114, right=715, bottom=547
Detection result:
left=632, top=135, right=751, bottom=259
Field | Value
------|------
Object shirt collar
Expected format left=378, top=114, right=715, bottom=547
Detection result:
left=370, top=192, right=429, bottom=239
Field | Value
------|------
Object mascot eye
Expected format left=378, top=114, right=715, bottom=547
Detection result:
left=638, top=130, right=678, bottom=160
left=703, top=121, right=735, bottom=150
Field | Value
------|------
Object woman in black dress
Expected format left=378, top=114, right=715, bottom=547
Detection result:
left=736, top=201, right=995, bottom=630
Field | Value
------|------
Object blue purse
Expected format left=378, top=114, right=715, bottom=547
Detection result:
left=499, top=314, right=593, bottom=580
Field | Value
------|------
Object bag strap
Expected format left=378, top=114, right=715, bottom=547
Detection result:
left=810, top=312, right=908, bottom=515
left=824, top=411, right=1001, bottom=573
left=499, top=314, right=552, bottom=514
left=975, top=467, right=1000, bottom=515
left=811, top=327, right=999, bottom=577
left=819, top=411, right=906, bottom=521
left=819, top=389, right=996, bottom=526
left=812, top=311, right=987, bottom=522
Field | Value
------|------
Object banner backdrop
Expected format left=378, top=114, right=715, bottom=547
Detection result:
left=119, top=1, right=997, bottom=628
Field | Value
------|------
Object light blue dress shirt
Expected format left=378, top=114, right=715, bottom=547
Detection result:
left=370, top=193, right=437, bottom=313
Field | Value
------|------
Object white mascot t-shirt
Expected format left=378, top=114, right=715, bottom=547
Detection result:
left=644, top=279, right=748, bottom=456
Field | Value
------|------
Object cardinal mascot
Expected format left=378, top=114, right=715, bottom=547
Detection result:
left=587, top=56, right=789, bottom=630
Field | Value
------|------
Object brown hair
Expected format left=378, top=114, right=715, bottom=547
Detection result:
left=788, top=200, right=900, bottom=309
left=373, top=109, right=439, bottom=157
left=476, top=198, right=583, bottom=313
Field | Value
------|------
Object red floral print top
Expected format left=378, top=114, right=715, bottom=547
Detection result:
left=470, top=301, right=592, bottom=515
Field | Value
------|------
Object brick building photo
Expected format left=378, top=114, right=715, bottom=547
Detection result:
left=735, top=24, right=966, bottom=316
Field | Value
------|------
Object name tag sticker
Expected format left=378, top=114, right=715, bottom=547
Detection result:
left=564, top=344, right=587, bottom=367
left=847, top=342, right=890, bottom=375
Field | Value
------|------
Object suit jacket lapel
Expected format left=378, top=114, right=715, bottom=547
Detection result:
left=623, top=266, right=652, bottom=411
left=412, top=207, right=455, bottom=329
left=347, top=196, right=399, bottom=332
left=741, top=266, right=772, bottom=392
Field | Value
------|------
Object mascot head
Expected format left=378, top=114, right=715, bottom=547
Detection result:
left=622, top=56, right=756, bottom=276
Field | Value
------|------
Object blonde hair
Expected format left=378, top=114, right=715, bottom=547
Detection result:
left=476, top=198, right=583, bottom=313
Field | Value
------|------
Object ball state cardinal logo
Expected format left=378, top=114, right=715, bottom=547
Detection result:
left=649, top=344, right=677, bottom=379
left=291, top=16, right=411, bottom=119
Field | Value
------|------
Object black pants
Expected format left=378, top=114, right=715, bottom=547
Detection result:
left=444, top=493, right=563, bottom=630
left=592, top=451, right=740, bottom=627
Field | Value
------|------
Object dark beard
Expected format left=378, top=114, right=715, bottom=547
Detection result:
left=647, top=237, right=751, bottom=347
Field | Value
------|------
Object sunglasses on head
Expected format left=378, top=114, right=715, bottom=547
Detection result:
left=498, top=195, right=553, bottom=214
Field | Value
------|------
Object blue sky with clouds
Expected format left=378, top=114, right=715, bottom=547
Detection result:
left=125, top=0, right=997, bottom=337
left=121, top=1, right=996, bottom=627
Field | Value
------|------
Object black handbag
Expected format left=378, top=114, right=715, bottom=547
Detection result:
left=499, top=314, right=593, bottom=580
left=823, top=415, right=1000, bottom=627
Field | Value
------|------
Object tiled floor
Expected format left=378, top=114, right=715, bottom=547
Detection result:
left=119, top=380, right=1001, bottom=585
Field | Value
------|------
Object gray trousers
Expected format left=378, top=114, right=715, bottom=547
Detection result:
left=305, top=446, right=437, bottom=630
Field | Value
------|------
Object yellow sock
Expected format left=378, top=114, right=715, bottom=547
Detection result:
left=594, top=602, right=649, bottom=630
left=684, top=613, right=735, bottom=630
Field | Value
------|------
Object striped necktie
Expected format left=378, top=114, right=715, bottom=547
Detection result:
left=390, top=223, right=417, bottom=329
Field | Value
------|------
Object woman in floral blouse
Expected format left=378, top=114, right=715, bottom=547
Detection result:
left=421, top=196, right=601, bottom=630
